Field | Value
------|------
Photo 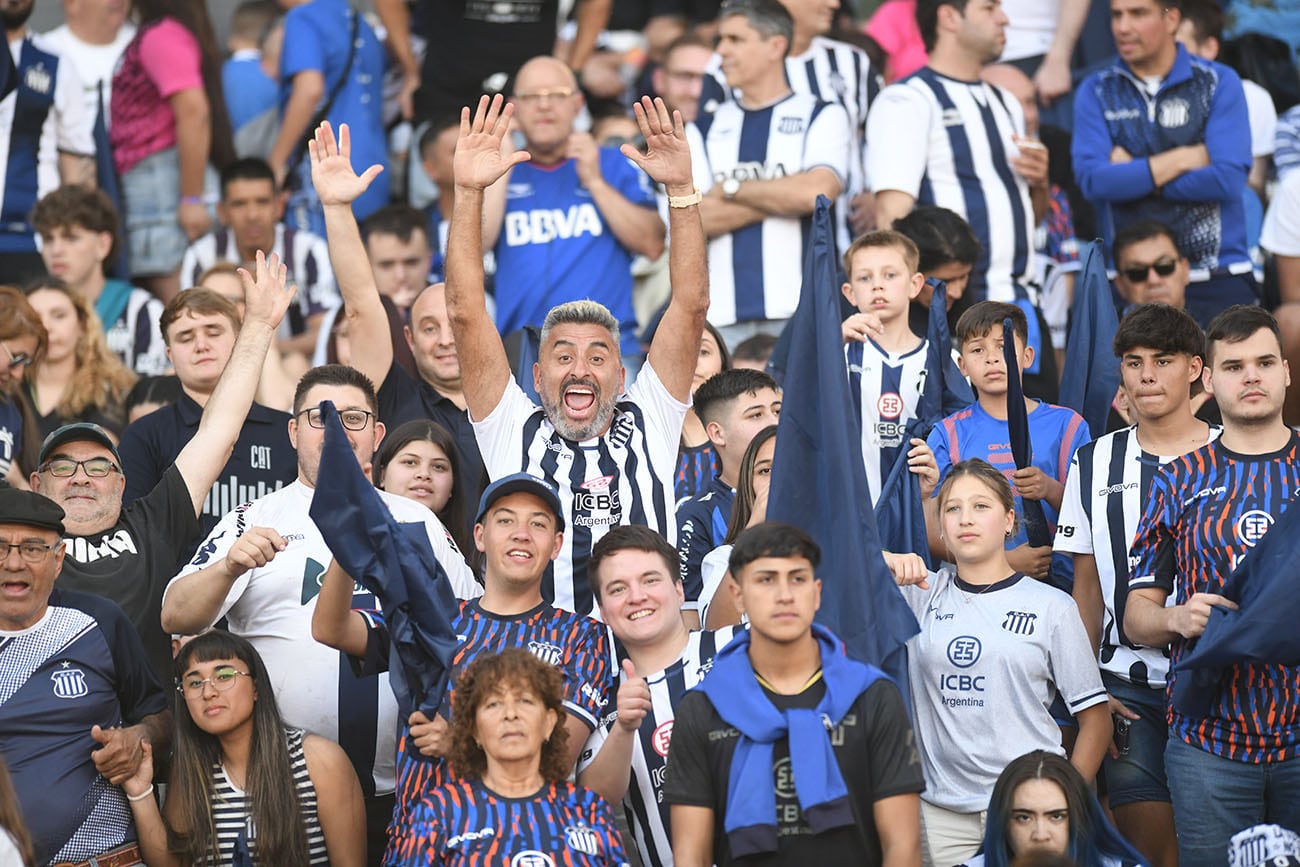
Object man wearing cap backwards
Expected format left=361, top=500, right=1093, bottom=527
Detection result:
left=160, top=362, right=481, bottom=867
left=0, top=488, right=169, bottom=867
left=312, top=472, right=611, bottom=865
left=31, top=253, right=296, bottom=682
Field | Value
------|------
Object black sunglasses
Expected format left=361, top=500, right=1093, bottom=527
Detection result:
left=1121, top=259, right=1178, bottom=283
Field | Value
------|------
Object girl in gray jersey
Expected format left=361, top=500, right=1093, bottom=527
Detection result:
left=902, top=460, right=1110, bottom=867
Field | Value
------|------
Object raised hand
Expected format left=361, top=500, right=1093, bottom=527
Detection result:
left=455, top=94, right=530, bottom=191
left=621, top=96, right=693, bottom=191
left=310, top=121, right=385, bottom=207
left=237, top=251, right=297, bottom=332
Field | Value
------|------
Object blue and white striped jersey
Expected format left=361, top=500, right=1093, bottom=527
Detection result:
left=867, top=68, right=1037, bottom=303
left=847, top=337, right=929, bottom=504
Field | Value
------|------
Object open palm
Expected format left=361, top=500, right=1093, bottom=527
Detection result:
left=622, top=96, right=693, bottom=189
left=310, top=121, right=384, bottom=207
left=454, top=94, right=531, bottom=191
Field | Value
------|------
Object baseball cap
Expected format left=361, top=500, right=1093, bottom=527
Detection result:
left=0, top=488, right=66, bottom=535
left=475, top=473, right=565, bottom=531
left=38, top=422, right=122, bottom=467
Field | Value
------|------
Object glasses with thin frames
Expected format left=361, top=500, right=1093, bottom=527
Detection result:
left=514, top=88, right=575, bottom=106
left=1121, top=259, right=1178, bottom=283
left=295, top=407, right=375, bottom=431
left=178, top=666, right=253, bottom=699
left=0, top=541, right=58, bottom=563
left=40, top=457, right=121, bottom=478
left=1, top=342, right=31, bottom=370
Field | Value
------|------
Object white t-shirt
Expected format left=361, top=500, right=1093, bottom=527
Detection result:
left=1261, top=170, right=1300, bottom=257
left=41, top=22, right=136, bottom=125
left=1244, top=79, right=1278, bottom=159
left=999, top=0, right=1058, bottom=62
left=902, top=569, right=1107, bottom=812
left=167, top=481, right=480, bottom=795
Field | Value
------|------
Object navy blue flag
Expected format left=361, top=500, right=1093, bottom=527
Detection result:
left=93, top=81, right=130, bottom=280
left=767, top=196, right=920, bottom=687
left=1003, top=317, right=1051, bottom=547
left=515, top=325, right=542, bottom=403
left=1172, top=494, right=1300, bottom=720
left=1058, top=241, right=1119, bottom=439
left=308, top=401, right=460, bottom=718
left=875, top=281, right=973, bottom=568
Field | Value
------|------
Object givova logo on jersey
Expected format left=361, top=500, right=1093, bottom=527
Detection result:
left=715, top=161, right=790, bottom=184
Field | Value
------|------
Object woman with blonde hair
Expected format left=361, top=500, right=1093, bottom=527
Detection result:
left=23, top=278, right=137, bottom=438
left=0, top=287, right=46, bottom=488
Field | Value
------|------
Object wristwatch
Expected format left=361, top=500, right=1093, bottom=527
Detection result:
left=722, top=177, right=741, bottom=200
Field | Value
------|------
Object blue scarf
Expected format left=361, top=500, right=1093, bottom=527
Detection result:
left=697, top=624, right=885, bottom=857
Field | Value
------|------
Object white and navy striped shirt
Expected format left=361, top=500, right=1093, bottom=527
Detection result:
left=867, top=68, right=1036, bottom=303
left=106, top=285, right=169, bottom=376
left=472, top=363, right=688, bottom=617
left=687, top=93, right=850, bottom=326
left=180, top=224, right=340, bottom=338
left=579, top=626, right=740, bottom=867
left=1054, top=424, right=1221, bottom=688
left=847, top=337, right=930, bottom=504
left=701, top=36, right=882, bottom=250
left=211, top=727, right=329, bottom=865
left=0, top=33, right=93, bottom=253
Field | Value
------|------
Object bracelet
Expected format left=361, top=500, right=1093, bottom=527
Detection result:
left=667, top=188, right=702, bottom=209
left=180, top=195, right=204, bottom=206
left=126, top=784, right=155, bottom=802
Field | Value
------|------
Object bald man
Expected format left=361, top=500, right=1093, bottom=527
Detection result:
left=481, top=57, right=666, bottom=358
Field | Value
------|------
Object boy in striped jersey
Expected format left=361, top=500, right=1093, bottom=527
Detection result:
left=580, top=525, right=742, bottom=867
left=1126, top=306, right=1300, bottom=867
left=1054, top=303, right=1217, bottom=867
left=312, top=472, right=610, bottom=865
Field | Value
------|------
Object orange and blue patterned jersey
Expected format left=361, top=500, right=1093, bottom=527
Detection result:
left=1129, top=433, right=1300, bottom=763
left=395, top=779, right=628, bottom=866
left=374, top=599, right=611, bottom=864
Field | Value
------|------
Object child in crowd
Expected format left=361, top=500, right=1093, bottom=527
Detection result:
left=926, top=301, right=1089, bottom=586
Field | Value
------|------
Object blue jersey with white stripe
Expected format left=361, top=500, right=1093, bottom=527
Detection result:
left=687, top=93, right=851, bottom=326
left=867, top=68, right=1036, bottom=303
left=381, top=599, right=611, bottom=864
left=0, top=590, right=167, bottom=865
left=847, top=337, right=929, bottom=504
left=579, top=628, right=738, bottom=867
left=399, top=779, right=628, bottom=866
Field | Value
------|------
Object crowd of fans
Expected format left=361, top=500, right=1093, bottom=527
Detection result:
left=3, top=0, right=1300, bottom=865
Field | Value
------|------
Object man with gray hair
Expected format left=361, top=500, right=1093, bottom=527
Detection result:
left=447, top=93, right=709, bottom=618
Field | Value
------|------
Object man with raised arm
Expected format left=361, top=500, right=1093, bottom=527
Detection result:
left=445, top=93, right=709, bottom=617
left=31, top=252, right=296, bottom=681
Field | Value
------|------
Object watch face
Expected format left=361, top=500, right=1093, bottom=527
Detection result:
left=723, top=178, right=740, bottom=196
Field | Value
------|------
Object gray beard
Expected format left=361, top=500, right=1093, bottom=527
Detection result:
left=541, top=393, right=619, bottom=442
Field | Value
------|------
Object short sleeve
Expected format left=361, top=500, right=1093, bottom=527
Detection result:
left=577, top=720, right=610, bottom=774
left=563, top=622, right=611, bottom=729
left=866, top=84, right=930, bottom=196
left=1261, top=173, right=1300, bottom=257
left=661, top=691, right=718, bottom=808
left=469, top=377, right=538, bottom=474
left=166, top=502, right=253, bottom=623
left=697, top=543, right=732, bottom=624
left=1053, top=450, right=1094, bottom=555
left=52, top=53, right=93, bottom=156
left=133, top=466, right=204, bottom=590
left=625, top=362, right=691, bottom=471
left=1047, top=598, right=1108, bottom=713
left=1127, top=465, right=1179, bottom=595
left=138, top=19, right=203, bottom=98
left=927, top=418, right=954, bottom=493
left=279, top=5, right=327, bottom=80
left=804, top=102, right=851, bottom=187
left=859, top=679, right=926, bottom=800
left=675, top=504, right=712, bottom=605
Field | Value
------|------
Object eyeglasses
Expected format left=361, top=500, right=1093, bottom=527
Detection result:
left=514, top=88, right=575, bottom=106
left=178, top=666, right=252, bottom=699
left=1, top=342, right=31, bottom=370
left=295, top=407, right=375, bottom=431
left=39, top=457, right=120, bottom=478
left=0, top=540, right=58, bottom=563
left=1121, top=259, right=1179, bottom=283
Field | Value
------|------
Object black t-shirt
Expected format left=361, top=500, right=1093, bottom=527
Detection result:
left=118, top=393, right=297, bottom=545
left=378, top=360, right=488, bottom=535
left=57, top=466, right=202, bottom=681
left=664, top=678, right=924, bottom=866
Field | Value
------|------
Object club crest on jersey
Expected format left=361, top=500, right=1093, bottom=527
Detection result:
left=1235, top=510, right=1274, bottom=547
left=511, top=853, right=554, bottom=867
left=24, top=63, right=51, bottom=96
left=778, top=116, right=804, bottom=134
left=565, top=822, right=602, bottom=856
left=528, top=640, right=563, bottom=665
left=947, top=636, right=981, bottom=668
left=1158, top=98, right=1190, bottom=129
left=652, top=720, right=674, bottom=757
left=1001, top=610, right=1037, bottom=636
left=51, top=665, right=88, bottom=699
